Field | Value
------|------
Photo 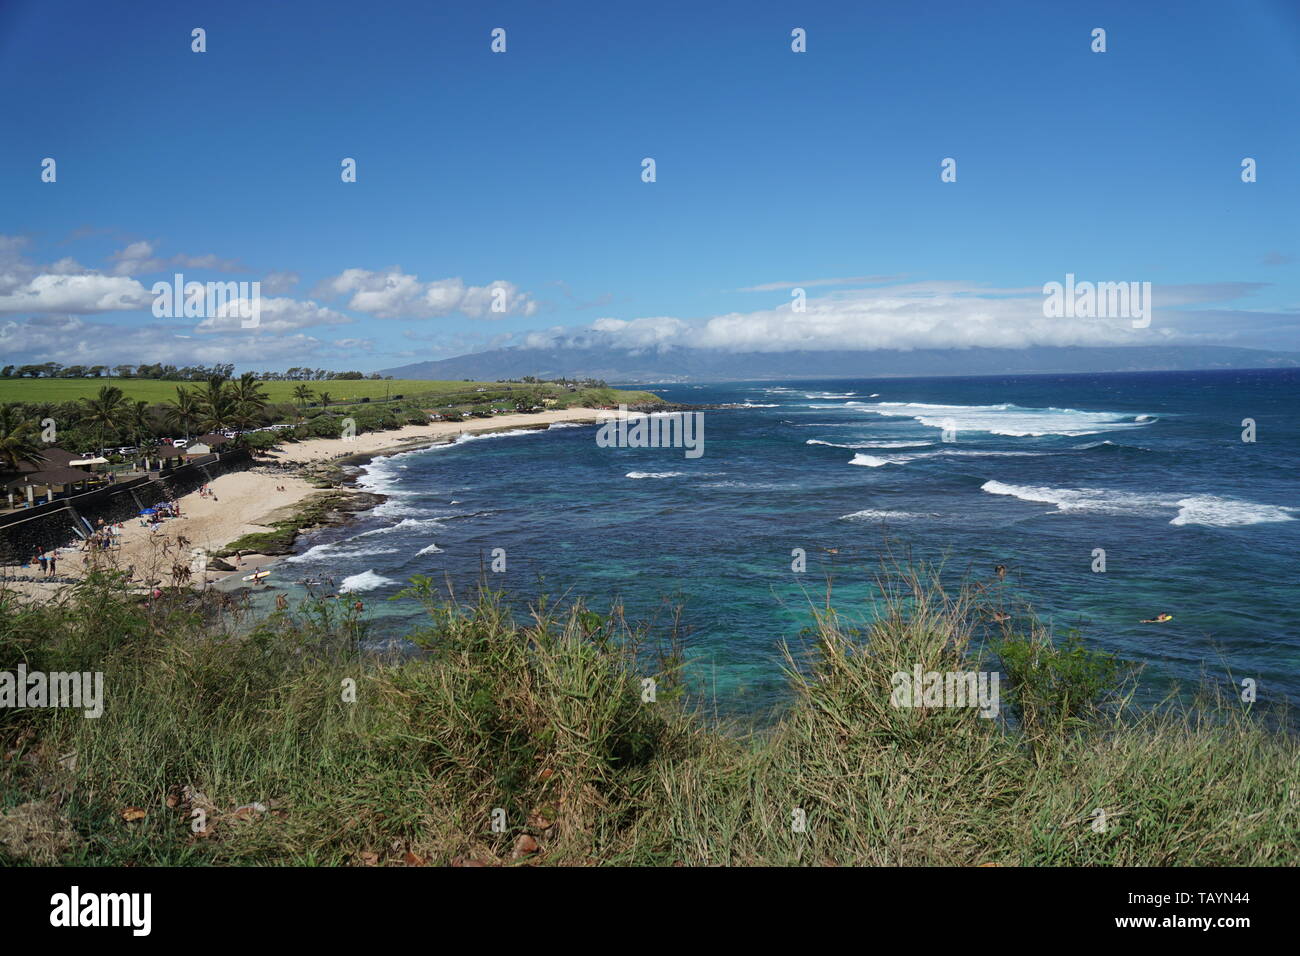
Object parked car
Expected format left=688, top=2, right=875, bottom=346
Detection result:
left=173, top=438, right=189, bottom=449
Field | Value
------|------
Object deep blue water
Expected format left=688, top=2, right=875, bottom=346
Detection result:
left=266, top=368, right=1300, bottom=719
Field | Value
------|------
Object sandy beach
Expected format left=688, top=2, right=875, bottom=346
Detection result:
left=0, top=408, right=604, bottom=603
left=262, top=408, right=602, bottom=464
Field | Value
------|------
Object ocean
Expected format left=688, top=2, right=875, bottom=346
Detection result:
left=263, top=368, right=1300, bottom=720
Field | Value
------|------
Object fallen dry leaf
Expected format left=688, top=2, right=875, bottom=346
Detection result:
left=403, top=851, right=425, bottom=866
left=512, top=833, right=540, bottom=859
left=231, top=803, right=268, bottom=821
left=120, top=807, right=147, bottom=822
left=357, top=850, right=380, bottom=866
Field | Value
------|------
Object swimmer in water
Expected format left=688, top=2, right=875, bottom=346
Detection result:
left=1140, top=613, right=1174, bottom=623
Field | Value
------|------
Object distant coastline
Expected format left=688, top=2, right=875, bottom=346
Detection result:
left=0, top=408, right=613, bottom=604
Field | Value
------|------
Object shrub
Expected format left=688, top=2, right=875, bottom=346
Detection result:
left=995, top=628, right=1127, bottom=733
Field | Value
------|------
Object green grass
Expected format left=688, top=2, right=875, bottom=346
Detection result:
left=4, top=565, right=1291, bottom=866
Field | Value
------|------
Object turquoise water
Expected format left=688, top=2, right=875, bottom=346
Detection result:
left=263, top=368, right=1300, bottom=719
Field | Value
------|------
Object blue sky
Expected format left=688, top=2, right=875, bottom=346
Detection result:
left=2, top=0, right=1298, bottom=372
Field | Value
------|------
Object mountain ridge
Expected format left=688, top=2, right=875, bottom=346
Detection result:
left=380, top=345, right=1300, bottom=383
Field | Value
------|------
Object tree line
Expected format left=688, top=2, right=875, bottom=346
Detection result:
left=0, top=373, right=274, bottom=471
left=0, top=363, right=394, bottom=382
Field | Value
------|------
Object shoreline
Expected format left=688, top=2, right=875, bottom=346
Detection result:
left=0, top=408, right=607, bottom=604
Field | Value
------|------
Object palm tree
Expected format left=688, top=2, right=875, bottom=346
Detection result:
left=0, top=405, right=45, bottom=473
left=317, top=391, right=333, bottom=409
left=164, top=387, right=201, bottom=440
left=80, top=385, right=127, bottom=456
left=196, top=376, right=237, bottom=434
left=126, top=400, right=155, bottom=449
left=292, top=383, right=315, bottom=409
left=230, top=372, right=269, bottom=430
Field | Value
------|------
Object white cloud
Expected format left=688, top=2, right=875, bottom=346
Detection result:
left=194, top=296, right=352, bottom=333
left=0, top=315, right=336, bottom=367
left=108, top=240, right=244, bottom=276
left=0, top=272, right=151, bottom=314
left=520, top=281, right=1279, bottom=353
left=317, top=267, right=538, bottom=319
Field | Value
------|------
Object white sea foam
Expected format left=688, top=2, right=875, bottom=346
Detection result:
left=857, top=402, right=1154, bottom=437
left=848, top=449, right=1050, bottom=467
left=807, top=438, right=933, bottom=450
left=450, top=427, right=545, bottom=444
left=626, top=471, right=686, bottom=479
left=353, top=517, right=447, bottom=538
left=980, top=480, right=1296, bottom=527
left=339, top=570, right=397, bottom=592
left=416, top=542, right=444, bottom=555
left=1170, top=496, right=1296, bottom=527
left=980, top=480, right=1160, bottom=515
left=839, top=509, right=939, bottom=521
left=371, top=497, right=436, bottom=518
left=287, top=542, right=401, bottom=564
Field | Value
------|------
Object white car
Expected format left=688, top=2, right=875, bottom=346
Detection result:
left=173, top=439, right=189, bottom=449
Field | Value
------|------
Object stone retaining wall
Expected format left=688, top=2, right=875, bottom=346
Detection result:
left=0, top=449, right=252, bottom=564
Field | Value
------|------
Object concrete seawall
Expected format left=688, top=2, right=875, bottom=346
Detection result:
left=0, top=449, right=253, bottom=564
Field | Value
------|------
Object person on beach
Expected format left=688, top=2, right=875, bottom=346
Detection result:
left=48, top=552, right=57, bottom=576
left=36, top=552, right=47, bottom=576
